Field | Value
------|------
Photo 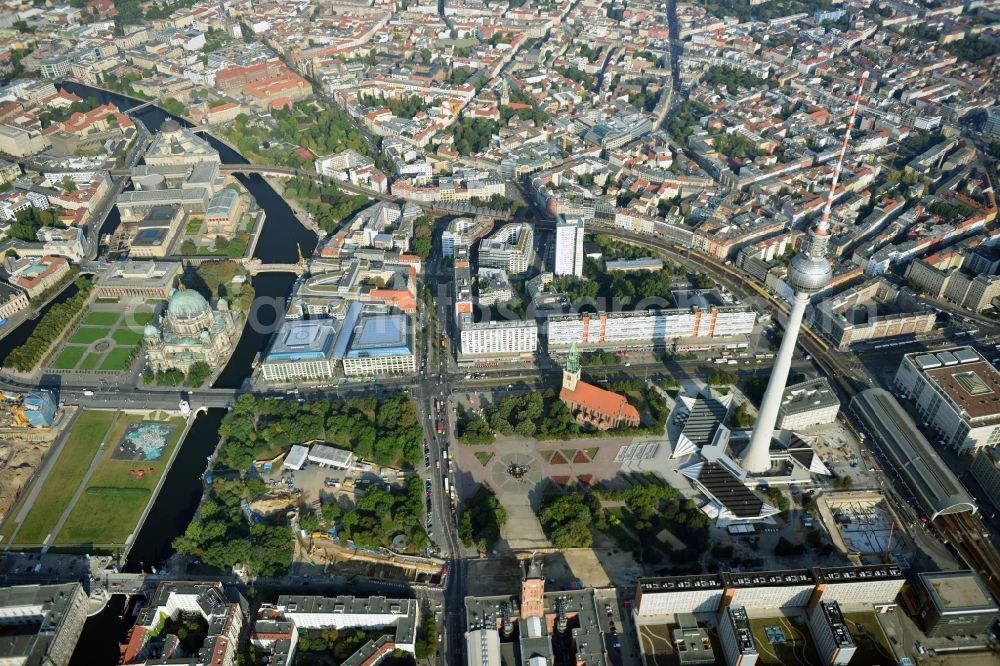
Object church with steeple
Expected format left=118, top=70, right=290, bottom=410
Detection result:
left=559, top=343, right=640, bottom=431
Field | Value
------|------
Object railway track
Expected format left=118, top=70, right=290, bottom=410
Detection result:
left=934, top=512, right=1000, bottom=602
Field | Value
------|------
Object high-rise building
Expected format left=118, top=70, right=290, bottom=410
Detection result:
left=718, top=606, right=758, bottom=666
left=554, top=214, right=585, bottom=277
left=742, top=72, right=868, bottom=473
left=808, top=601, right=856, bottom=666
left=741, top=214, right=834, bottom=472
left=0, top=583, right=88, bottom=666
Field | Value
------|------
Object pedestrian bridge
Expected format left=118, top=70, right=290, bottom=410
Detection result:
left=243, top=260, right=308, bottom=276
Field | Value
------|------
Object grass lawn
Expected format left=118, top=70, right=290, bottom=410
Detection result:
left=112, top=329, right=143, bottom=345
left=50, top=346, right=86, bottom=370
left=8, top=411, right=116, bottom=544
left=185, top=219, right=202, bottom=234
left=82, top=312, right=119, bottom=326
left=56, top=415, right=185, bottom=545
left=99, top=347, right=136, bottom=372
left=474, top=451, right=494, bottom=466
left=749, top=615, right=822, bottom=666
left=130, top=312, right=155, bottom=326
left=69, top=327, right=107, bottom=344
left=79, top=352, right=102, bottom=371
left=842, top=612, right=896, bottom=666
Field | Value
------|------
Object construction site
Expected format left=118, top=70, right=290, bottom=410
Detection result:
left=816, top=492, right=912, bottom=566
left=0, top=390, right=65, bottom=526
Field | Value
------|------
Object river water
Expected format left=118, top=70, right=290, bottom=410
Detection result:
left=58, top=83, right=319, bottom=388
left=46, top=85, right=320, bottom=661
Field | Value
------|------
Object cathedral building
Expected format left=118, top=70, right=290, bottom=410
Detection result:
left=144, top=286, right=241, bottom=374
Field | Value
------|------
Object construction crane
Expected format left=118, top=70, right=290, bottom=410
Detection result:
left=882, top=520, right=895, bottom=563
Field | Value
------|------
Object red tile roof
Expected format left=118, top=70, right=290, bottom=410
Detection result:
left=560, top=381, right=640, bottom=423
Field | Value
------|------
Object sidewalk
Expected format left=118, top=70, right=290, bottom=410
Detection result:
left=42, top=410, right=121, bottom=550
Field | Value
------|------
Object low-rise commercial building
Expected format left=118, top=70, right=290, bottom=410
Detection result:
left=260, top=318, right=340, bottom=383
left=459, top=316, right=537, bottom=362
left=812, top=277, right=935, bottom=350
left=915, top=570, right=999, bottom=637
left=342, top=314, right=415, bottom=377
left=776, top=378, right=840, bottom=430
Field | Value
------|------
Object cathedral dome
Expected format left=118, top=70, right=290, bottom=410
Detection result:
left=167, top=288, right=211, bottom=321
left=143, top=324, right=158, bottom=338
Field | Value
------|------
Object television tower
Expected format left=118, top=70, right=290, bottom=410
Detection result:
left=741, top=71, right=869, bottom=474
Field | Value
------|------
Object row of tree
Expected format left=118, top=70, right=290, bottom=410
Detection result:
left=142, top=361, right=212, bottom=388
left=452, top=117, right=498, bottom=156
left=314, top=474, right=429, bottom=552
left=359, top=93, right=429, bottom=119
left=551, top=256, right=675, bottom=310
left=4, top=277, right=93, bottom=372
left=8, top=206, right=63, bottom=242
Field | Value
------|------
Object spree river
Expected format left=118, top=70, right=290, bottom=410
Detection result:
left=60, top=83, right=318, bottom=388
left=53, top=85, right=319, bottom=662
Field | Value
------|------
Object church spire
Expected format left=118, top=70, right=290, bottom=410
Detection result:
left=562, top=342, right=581, bottom=392
left=566, top=342, right=580, bottom=372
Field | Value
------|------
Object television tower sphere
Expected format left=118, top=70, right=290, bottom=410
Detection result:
left=787, top=234, right=832, bottom=293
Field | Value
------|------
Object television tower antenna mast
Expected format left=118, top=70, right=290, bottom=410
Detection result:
left=741, top=70, right=869, bottom=474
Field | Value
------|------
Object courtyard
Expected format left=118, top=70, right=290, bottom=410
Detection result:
left=46, top=302, right=157, bottom=375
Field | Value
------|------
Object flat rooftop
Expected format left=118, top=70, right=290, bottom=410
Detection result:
left=925, top=360, right=1000, bottom=421
left=920, top=571, right=999, bottom=613
left=780, top=377, right=840, bottom=416
left=265, top=318, right=339, bottom=362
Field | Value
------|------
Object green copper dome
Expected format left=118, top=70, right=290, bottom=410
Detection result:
left=167, top=288, right=211, bottom=320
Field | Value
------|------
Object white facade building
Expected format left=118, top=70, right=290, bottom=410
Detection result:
left=636, top=576, right=724, bottom=617
left=459, top=317, right=538, bottom=359
left=719, top=606, right=758, bottom=666
left=893, top=347, right=1000, bottom=452
left=554, top=214, right=585, bottom=277
left=776, top=378, right=840, bottom=430
left=275, top=595, right=417, bottom=654
left=547, top=306, right=756, bottom=350
left=478, top=223, right=534, bottom=275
